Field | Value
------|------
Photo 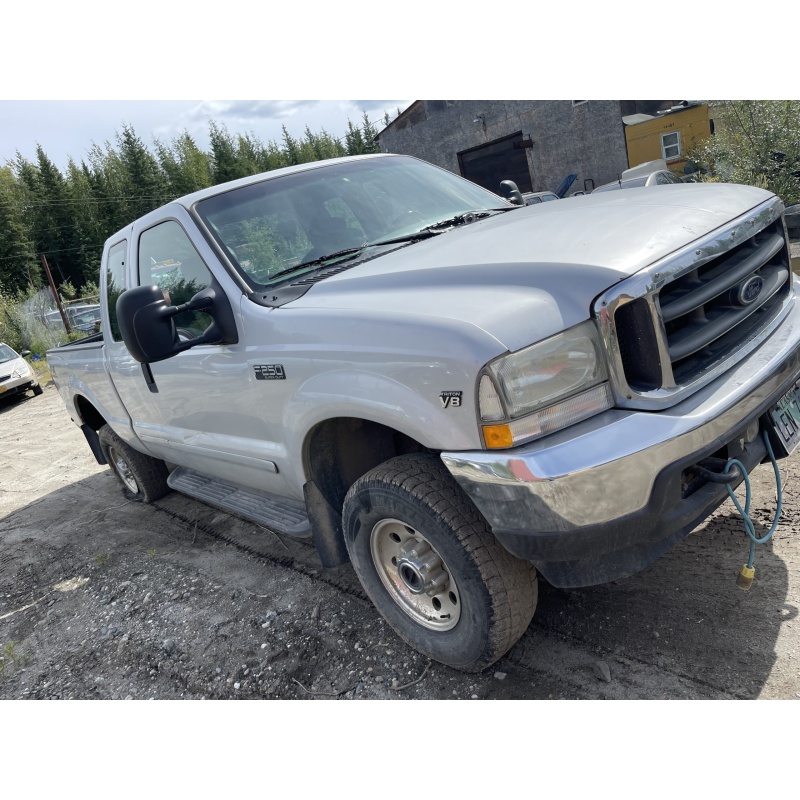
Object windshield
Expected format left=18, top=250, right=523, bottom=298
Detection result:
left=194, top=156, right=509, bottom=287
left=0, top=344, right=19, bottom=363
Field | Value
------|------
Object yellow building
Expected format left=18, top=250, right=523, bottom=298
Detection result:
left=624, top=103, right=713, bottom=176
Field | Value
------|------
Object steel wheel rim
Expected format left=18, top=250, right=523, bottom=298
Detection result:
left=370, top=518, right=460, bottom=631
left=108, top=445, right=139, bottom=494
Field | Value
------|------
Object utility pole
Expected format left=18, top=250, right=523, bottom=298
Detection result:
left=41, top=254, right=71, bottom=334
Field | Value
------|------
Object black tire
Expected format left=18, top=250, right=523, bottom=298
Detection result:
left=32, top=384, right=43, bottom=396
left=98, top=424, right=171, bottom=502
left=342, top=453, right=538, bottom=672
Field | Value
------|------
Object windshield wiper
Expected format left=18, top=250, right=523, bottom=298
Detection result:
left=422, top=207, right=513, bottom=232
left=365, top=229, right=443, bottom=247
left=267, top=246, right=369, bottom=282
left=366, top=208, right=512, bottom=248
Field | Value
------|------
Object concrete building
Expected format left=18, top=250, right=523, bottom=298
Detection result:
left=375, top=100, right=682, bottom=196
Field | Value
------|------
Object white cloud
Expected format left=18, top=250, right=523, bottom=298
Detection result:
left=187, top=100, right=320, bottom=123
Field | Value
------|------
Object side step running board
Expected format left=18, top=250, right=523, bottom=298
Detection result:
left=167, top=467, right=311, bottom=538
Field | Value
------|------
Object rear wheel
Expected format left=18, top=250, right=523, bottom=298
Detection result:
left=342, top=453, right=538, bottom=672
left=98, top=424, right=170, bottom=502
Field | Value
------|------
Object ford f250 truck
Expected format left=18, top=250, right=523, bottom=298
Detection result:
left=47, top=153, right=800, bottom=672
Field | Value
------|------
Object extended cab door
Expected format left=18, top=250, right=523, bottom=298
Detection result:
left=107, top=207, right=293, bottom=496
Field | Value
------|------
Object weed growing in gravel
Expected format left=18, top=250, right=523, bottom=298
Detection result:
left=0, top=641, right=28, bottom=680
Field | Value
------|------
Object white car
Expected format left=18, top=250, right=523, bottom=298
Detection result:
left=593, top=158, right=686, bottom=193
left=0, top=343, right=42, bottom=400
left=593, top=170, right=685, bottom=193
left=521, top=190, right=560, bottom=205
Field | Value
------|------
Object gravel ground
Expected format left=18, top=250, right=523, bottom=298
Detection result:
left=2, top=364, right=800, bottom=701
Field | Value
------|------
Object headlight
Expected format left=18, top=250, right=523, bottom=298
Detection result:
left=12, top=364, right=30, bottom=379
left=478, top=320, right=613, bottom=449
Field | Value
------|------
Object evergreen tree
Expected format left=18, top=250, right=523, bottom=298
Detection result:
left=85, top=142, right=131, bottom=237
left=360, top=112, right=380, bottom=153
left=0, top=166, right=38, bottom=293
left=155, top=131, right=213, bottom=197
left=1, top=112, right=406, bottom=298
left=236, top=132, right=263, bottom=176
left=258, top=139, right=288, bottom=172
left=66, top=158, right=106, bottom=288
left=281, top=125, right=302, bottom=166
left=14, top=146, right=84, bottom=289
left=116, top=124, right=170, bottom=220
left=344, top=120, right=366, bottom=155
left=209, top=121, right=250, bottom=184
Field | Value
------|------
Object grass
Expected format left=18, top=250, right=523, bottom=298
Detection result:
left=0, top=641, right=28, bottom=680
left=30, top=359, right=53, bottom=386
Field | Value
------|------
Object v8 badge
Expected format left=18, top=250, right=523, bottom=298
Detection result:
left=440, top=391, right=462, bottom=409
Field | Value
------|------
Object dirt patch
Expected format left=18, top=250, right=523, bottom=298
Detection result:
left=1, top=386, right=800, bottom=699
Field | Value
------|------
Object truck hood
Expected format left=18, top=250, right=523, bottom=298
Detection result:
left=288, top=183, right=775, bottom=352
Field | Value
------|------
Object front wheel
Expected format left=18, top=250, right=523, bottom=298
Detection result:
left=342, top=454, right=538, bottom=672
left=98, top=424, right=170, bottom=502
left=32, top=383, right=43, bottom=396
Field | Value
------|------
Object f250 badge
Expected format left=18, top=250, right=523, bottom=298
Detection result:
left=440, top=391, right=462, bottom=408
left=254, top=364, right=286, bottom=380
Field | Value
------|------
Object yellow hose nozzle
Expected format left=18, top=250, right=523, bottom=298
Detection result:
left=736, top=564, right=755, bottom=591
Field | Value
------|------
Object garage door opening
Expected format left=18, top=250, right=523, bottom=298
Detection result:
left=457, top=132, right=532, bottom=194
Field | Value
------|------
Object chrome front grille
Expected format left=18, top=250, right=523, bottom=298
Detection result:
left=659, top=219, right=789, bottom=385
left=595, top=196, right=794, bottom=410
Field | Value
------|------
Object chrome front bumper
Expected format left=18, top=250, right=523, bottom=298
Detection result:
left=441, top=290, right=800, bottom=587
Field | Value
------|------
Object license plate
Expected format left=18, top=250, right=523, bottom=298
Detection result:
left=0, top=385, right=6, bottom=394
left=768, top=381, right=800, bottom=455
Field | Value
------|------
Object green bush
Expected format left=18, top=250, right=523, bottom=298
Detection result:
left=0, top=287, right=72, bottom=354
left=693, top=101, right=800, bottom=205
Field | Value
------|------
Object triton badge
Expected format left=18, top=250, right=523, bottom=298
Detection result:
left=440, top=391, right=462, bottom=408
left=254, top=364, right=286, bottom=380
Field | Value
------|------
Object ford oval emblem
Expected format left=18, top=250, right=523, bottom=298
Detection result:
left=737, top=275, right=764, bottom=306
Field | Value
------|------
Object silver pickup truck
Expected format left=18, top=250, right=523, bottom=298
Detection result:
left=48, top=153, right=800, bottom=672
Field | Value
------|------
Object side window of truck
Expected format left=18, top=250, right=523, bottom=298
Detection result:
left=138, top=221, right=213, bottom=340
left=106, top=240, right=127, bottom=341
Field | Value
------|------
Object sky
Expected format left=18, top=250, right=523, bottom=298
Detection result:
left=2, top=3, right=777, bottom=177
left=0, top=99, right=413, bottom=169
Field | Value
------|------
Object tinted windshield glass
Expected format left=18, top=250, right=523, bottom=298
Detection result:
left=0, top=344, right=18, bottom=363
left=194, top=156, right=507, bottom=287
left=654, top=171, right=682, bottom=185
left=594, top=176, right=648, bottom=193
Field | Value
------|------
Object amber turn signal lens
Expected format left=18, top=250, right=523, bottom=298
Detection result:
left=483, top=424, right=514, bottom=449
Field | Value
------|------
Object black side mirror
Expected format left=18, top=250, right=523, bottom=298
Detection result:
left=117, top=284, right=237, bottom=364
left=499, top=180, right=525, bottom=206
left=20, top=349, right=31, bottom=358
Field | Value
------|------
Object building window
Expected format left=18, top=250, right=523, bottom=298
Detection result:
left=661, top=131, right=681, bottom=160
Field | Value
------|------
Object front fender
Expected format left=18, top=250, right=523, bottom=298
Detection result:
left=287, top=368, right=480, bottom=450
